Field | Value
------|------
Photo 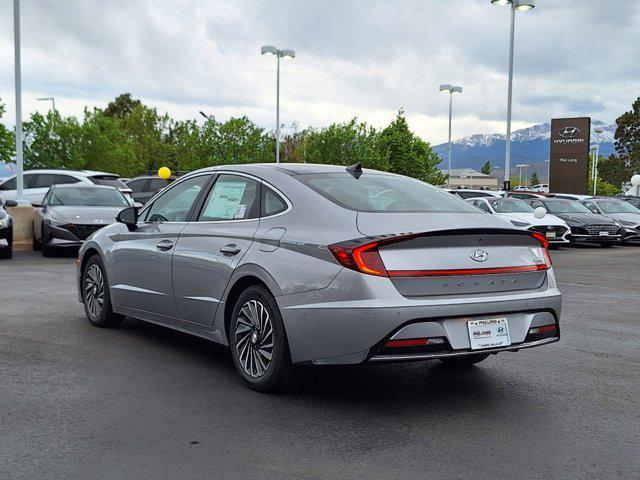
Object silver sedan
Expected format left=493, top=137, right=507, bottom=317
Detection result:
left=77, top=164, right=562, bottom=391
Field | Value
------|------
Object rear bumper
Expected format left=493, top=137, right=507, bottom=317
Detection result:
left=278, top=267, right=562, bottom=365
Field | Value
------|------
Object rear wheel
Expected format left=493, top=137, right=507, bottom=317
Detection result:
left=82, top=254, right=124, bottom=328
left=439, top=353, right=489, bottom=367
left=229, top=285, right=296, bottom=392
left=0, top=241, right=12, bottom=259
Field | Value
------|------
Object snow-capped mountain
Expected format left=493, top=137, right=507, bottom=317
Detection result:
left=434, top=120, right=616, bottom=173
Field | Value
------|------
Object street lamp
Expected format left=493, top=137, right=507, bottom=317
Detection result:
left=592, top=126, right=603, bottom=195
left=439, top=84, right=463, bottom=188
left=491, top=0, right=535, bottom=192
left=516, top=163, right=530, bottom=187
left=261, top=45, right=295, bottom=164
left=37, top=96, right=56, bottom=113
left=13, top=0, right=25, bottom=203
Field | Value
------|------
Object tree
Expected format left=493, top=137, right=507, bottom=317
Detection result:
left=481, top=160, right=491, bottom=175
left=104, top=93, right=142, bottom=119
left=377, top=111, right=446, bottom=185
left=599, top=97, right=640, bottom=188
left=0, top=99, right=15, bottom=164
left=529, top=171, right=540, bottom=186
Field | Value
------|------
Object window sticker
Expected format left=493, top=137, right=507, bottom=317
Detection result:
left=203, top=181, right=247, bottom=220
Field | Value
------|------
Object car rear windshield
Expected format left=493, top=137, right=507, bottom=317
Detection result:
left=543, top=200, right=592, bottom=214
left=89, top=176, right=128, bottom=189
left=598, top=200, right=640, bottom=214
left=49, top=188, right=129, bottom=207
left=297, top=173, right=478, bottom=213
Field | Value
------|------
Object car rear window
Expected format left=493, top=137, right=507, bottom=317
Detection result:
left=89, top=176, right=128, bottom=189
left=297, top=173, right=478, bottom=213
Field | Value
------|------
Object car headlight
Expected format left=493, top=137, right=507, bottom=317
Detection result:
left=566, top=219, right=585, bottom=227
left=46, top=216, right=69, bottom=227
left=510, top=220, right=531, bottom=228
left=619, top=220, right=635, bottom=227
left=0, top=215, right=9, bottom=228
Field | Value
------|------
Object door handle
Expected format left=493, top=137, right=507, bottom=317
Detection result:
left=220, top=244, right=241, bottom=256
left=156, top=239, right=174, bottom=251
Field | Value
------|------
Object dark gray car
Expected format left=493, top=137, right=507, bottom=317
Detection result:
left=77, top=164, right=562, bottom=391
left=126, top=176, right=173, bottom=204
left=580, top=198, right=640, bottom=242
left=525, top=198, right=623, bottom=246
left=33, top=184, right=131, bottom=256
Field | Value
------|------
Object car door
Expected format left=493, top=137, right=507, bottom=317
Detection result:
left=172, top=173, right=261, bottom=326
left=111, top=173, right=212, bottom=319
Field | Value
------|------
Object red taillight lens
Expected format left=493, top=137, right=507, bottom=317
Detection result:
left=530, top=231, right=553, bottom=267
left=328, top=241, right=388, bottom=276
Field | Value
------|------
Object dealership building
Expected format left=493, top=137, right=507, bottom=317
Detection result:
left=444, top=168, right=499, bottom=189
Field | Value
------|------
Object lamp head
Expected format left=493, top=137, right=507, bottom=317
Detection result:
left=631, top=174, right=640, bottom=187
left=451, top=86, right=463, bottom=94
left=439, top=84, right=453, bottom=93
left=515, top=0, right=535, bottom=10
left=594, top=127, right=604, bottom=134
left=491, top=0, right=511, bottom=5
left=279, top=49, right=296, bottom=59
left=261, top=45, right=278, bottom=56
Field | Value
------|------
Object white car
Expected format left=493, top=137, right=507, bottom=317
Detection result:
left=0, top=169, right=133, bottom=205
left=530, top=184, right=549, bottom=193
left=467, top=196, right=571, bottom=247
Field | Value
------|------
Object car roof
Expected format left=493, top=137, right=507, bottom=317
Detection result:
left=51, top=183, right=118, bottom=190
left=16, top=169, right=120, bottom=177
left=190, top=163, right=388, bottom=176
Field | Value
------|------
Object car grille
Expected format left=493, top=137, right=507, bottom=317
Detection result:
left=64, top=224, right=106, bottom=240
left=585, top=225, right=620, bottom=236
left=528, top=225, right=568, bottom=237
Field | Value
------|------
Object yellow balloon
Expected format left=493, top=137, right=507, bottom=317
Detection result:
left=158, top=167, right=171, bottom=180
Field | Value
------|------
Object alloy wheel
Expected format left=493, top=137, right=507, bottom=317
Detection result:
left=234, top=299, right=274, bottom=378
left=85, top=264, right=104, bottom=318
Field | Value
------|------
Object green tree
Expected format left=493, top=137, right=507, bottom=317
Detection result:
left=105, top=93, right=142, bottom=119
left=377, top=111, right=446, bottom=185
left=481, top=160, right=491, bottom=175
left=529, top=171, right=540, bottom=186
left=0, top=99, right=15, bottom=164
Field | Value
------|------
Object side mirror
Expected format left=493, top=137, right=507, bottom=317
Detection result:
left=4, top=199, right=18, bottom=208
left=117, top=206, right=138, bottom=229
left=533, top=207, right=547, bottom=219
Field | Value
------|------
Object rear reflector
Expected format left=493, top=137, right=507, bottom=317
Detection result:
left=385, top=337, right=445, bottom=347
left=528, top=324, right=556, bottom=335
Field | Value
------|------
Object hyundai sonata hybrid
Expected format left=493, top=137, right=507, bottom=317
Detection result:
left=77, top=164, right=562, bottom=391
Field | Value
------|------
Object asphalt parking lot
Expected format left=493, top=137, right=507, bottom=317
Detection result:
left=1, top=247, right=639, bottom=480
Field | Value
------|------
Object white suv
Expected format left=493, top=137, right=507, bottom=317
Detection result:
left=0, top=169, right=132, bottom=204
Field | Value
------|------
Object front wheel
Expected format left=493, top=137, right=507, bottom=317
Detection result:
left=439, top=353, right=489, bottom=367
left=229, top=286, right=296, bottom=392
left=82, top=255, right=124, bottom=328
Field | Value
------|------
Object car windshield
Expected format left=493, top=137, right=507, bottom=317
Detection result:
left=298, top=173, right=479, bottom=213
left=49, top=187, right=129, bottom=207
left=543, top=200, right=592, bottom=214
left=597, top=200, right=640, bottom=214
left=489, top=199, right=534, bottom=213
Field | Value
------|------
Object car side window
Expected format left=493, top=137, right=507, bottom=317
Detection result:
left=0, top=177, right=16, bottom=190
left=477, top=202, right=491, bottom=213
left=198, top=175, right=260, bottom=221
left=262, top=186, right=287, bottom=217
left=148, top=178, right=167, bottom=191
left=35, top=174, right=80, bottom=188
left=583, top=202, right=599, bottom=214
left=127, top=179, right=147, bottom=193
left=144, top=174, right=210, bottom=223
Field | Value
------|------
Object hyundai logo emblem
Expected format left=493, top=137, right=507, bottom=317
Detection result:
left=469, top=249, right=489, bottom=262
left=559, top=126, right=580, bottom=138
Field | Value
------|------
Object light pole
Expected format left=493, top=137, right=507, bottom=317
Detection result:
left=491, top=0, right=535, bottom=192
left=13, top=0, right=24, bottom=203
left=545, top=159, right=550, bottom=185
left=516, top=163, right=529, bottom=187
left=439, top=84, right=463, bottom=188
left=37, top=96, right=56, bottom=113
left=261, top=45, right=295, bottom=164
left=593, top=127, right=603, bottom=195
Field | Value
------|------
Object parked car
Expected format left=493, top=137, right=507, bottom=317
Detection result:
left=524, top=198, right=623, bottom=247
left=546, top=193, right=592, bottom=201
left=33, top=184, right=131, bottom=256
left=466, top=197, right=570, bottom=247
left=125, top=175, right=174, bottom=204
left=444, top=188, right=503, bottom=200
left=0, top=169, right=133, bottom=205
left=530, top=184, right=549, bottom=193
left=508, top=191, right=546, bottom=200
left=77, top=163, right=561, bottom=392
left=618, top=195, right=640, bottom=209
left=0, top=198, right=18, bottom=259
left=580, top=198, right=640, bottom=243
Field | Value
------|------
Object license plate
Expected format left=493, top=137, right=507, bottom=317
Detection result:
left=546, top=231, right=556, bottom=238
left=599, top=231, right=609, bottom=236
left=0, top=239, right=7, bottom=247
left=467, top=318, right=511, bottom=350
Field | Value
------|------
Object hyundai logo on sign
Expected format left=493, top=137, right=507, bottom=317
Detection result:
left=469, top=249, right=489, bottom=262
left=559, top=126, right=580, bottom=138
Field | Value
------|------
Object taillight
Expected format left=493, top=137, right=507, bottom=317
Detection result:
left=328, top=240, right=388, bottom=276
left=530, top=231, right=553, bottom=267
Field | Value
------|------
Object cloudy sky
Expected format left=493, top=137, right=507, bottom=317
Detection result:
left=0, top=0, right=638, bottom=145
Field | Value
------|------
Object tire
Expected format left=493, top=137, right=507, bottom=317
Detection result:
left=439, top=353, right=490, bottom=367
left=81, top=254, right=124, bottom=328
left=229, top=285, right=296, bottom=392
left=599, top=242, right=614, bottom=248
left=33, top=231, right=42, bottom=251
left=42, top=244, right=55, bottom=257
left=0, top=243, right=11, bottom=259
